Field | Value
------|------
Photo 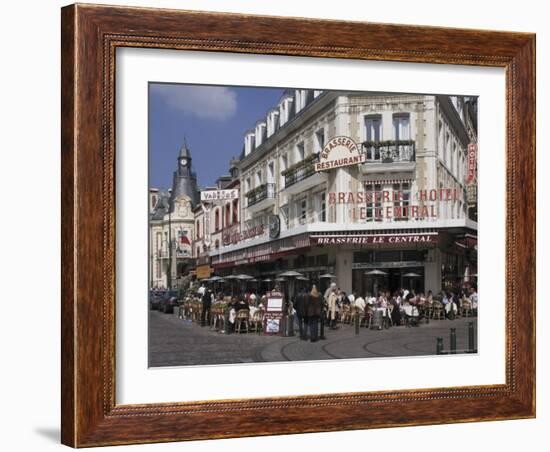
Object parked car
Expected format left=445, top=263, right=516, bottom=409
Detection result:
left=158, top=290, right=179, bottom=313
left=149, top=290, right=165, bottom=310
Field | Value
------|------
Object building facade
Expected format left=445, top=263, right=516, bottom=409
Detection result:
left=203, top=89, right=477, bottom=296
left=149, top=142, right=200, bottom=289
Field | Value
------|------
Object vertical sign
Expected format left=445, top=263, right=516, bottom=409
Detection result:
left=466, top=143, right=477, bottom=185
left=202, top=203, right=211, bottom=247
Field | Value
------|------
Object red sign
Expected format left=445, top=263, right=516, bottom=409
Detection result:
left=311, top=234, right=438, bottom=246
left=466, top=143, right=477, bottom=184
left=222, top=223, right=265, bottom=246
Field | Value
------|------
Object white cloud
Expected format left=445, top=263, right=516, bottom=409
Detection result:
left=151, top=84, right=237, bottom=120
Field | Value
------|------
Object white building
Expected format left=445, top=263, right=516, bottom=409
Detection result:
left=208, top=89, right=477, bottom=296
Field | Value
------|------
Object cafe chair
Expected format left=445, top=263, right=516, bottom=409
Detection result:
left=235, top=309, right=250, bottom=334
left=431, top=301, right=445, bottom=320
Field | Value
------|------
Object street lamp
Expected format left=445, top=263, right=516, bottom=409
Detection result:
left=162, top=197, right=173, bottom=290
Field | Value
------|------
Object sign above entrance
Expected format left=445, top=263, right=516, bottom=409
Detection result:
left=315, top=136, right=365, bottom=171
left=311, top=233, right=438, bottom=246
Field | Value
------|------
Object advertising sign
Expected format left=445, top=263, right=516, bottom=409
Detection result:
left=315, top=136, right=365, bottom=171
left=200, top=189, right=239, bottom=202
left=264, top=290, right=284, bottom=335
left=466, top=143, right=477, bottom=184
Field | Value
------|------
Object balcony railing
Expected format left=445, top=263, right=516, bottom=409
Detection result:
left=246, top=183, right=276, bottom=207
left=283, top=153, right=320, bottom=187
left=361, top=140, right=415, bottom=163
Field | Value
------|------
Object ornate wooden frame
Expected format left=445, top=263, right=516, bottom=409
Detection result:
left=61, top=3, right=536, bottom=447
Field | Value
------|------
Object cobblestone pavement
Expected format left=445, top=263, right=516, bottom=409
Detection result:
left=148, top=309, right=478, bottom=367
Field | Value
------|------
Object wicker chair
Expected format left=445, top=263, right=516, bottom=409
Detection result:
left=431, top=301, right=445, bottom=320
left=249, top=308, right=265, bottom=334
left=340, top=305, right=352, bottom=324
left=235, top=309, right=250, bottom=334
left=460, top=300, right=473, bottom=317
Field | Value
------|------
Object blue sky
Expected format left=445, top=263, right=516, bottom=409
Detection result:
left=149, top=83, right=285, bottom=189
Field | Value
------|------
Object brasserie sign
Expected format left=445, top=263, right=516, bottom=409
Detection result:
left=315, top=136, right=365, bottom=171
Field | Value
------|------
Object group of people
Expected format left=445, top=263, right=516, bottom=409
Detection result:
left=194, top=281, right=478, bottom=337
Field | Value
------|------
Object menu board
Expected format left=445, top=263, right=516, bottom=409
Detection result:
left=264, top=291, right=284, bottom=335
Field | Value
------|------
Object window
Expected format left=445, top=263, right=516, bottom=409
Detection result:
left=255, top=170, right=262, bottom=186
left=393, top=113, right=410, bottom=141
left=365, top=115, right=382, bottom=141
left=196, top=246, right=200, bottom=257
left=364, top=115, right=382, bottom=160
left=156, top=232, right=162, bottom=252
left=195, top=220, right=200, bottom=239
left=296, top=142, right=305, bottom=162
left=365, top=183, right=382, bottom=221
left=214, top=209, right=220, bottom=231
left=280, top=154, right=288, bottom=189
left=315, top=191, right=326, bottom=222
left=267, top=161, right=275, bottom=183
left=245, top=177, right=251, bottom=193
left=315, top=129, right=325, bottom=153
left=232, top=199, right=238, bottom=223
left=225, top=203, right=231, bottom=227
left=280, top=204, right=289, bottom=228
left=297, top=198, right=307, bottom=224
left=215, top=239, right=220, bottom=249
left=392, top=182, right=410, bottom=220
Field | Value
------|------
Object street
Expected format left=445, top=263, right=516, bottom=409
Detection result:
left=148, top=310, right=477, bottom=367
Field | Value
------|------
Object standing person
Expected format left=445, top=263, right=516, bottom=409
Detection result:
left=201, top=288, right=213, bottom=327
left=197, top=283, right=206, bottom=297
left=307, top=285, right=322, bottom=342
left=327, top=286, right=339, bottom=329
left=294, top=287, right=308, bottom=340
left=347, top=291, right=355, bottom=306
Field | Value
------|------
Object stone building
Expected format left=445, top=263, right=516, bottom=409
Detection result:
left=206, top=89, right=477, bottom=296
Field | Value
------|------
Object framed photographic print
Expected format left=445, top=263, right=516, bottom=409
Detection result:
left=61, top=3, right=535, bottom=447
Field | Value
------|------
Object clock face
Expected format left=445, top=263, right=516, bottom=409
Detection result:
left=268, top=215, right=280, bottom=239
left=180, top=159, right=187, bottom=167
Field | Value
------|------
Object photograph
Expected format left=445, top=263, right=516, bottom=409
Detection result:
left=147, top=84, right=479, bottom=367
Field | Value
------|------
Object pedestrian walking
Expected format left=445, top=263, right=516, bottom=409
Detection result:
left=307, top=285, right=322, bottom=342
left=294, top=287, right=308, bottom=340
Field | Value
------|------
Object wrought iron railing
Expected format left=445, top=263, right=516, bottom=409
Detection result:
left=246, top=183, right=276, bottom=207
left=283, top=153, right=320, bottom=187
left=361, top=140, right=416, bottom=163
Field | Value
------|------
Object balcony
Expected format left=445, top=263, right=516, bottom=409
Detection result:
left=282, top=153, right=328, bottom=195
left=359, top=140, right=416, bottom=175
left=245, top=183, right=276, bottom=211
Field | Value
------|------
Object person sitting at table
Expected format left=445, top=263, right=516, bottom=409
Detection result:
left=403, top=298, right=420, bottom=327
left=354, top=294, right=366, bottom=312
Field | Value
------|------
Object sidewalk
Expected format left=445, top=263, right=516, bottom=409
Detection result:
left=148, top=310, right=477, bottom=367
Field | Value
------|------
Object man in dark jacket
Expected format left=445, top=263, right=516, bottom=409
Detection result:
left=307, top=286, right=322, bottom=342
left=294, top=287, right=308, bottom=340
left=201, top=289, right=213, bottom=327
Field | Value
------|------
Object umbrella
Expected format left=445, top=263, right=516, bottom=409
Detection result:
left=296, top=276, right=309, bottom=281
left=209, top=276, right=225, bottom=281
left=262, top=278, right=273, bottom=282
left=319, top=273, right=336, bottom=279
left=278, top=270, right=304, bottom=278
left=235, top=274, right=254, bottom=280
left=364, top=269, right=387, bottom=295
left=224, top=274, right=238, bottom=295
left=364, top=269, right=388, bottom=275
left=277, top=271, right=304, bottom=305
left=275, top=277, right=286, bottom=282
left=403, top=272, right=421, bottom=278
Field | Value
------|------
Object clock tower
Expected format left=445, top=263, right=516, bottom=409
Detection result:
left=177, top=138, right=193, bottom=177
left=169, top=138, right=199, bottom=210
